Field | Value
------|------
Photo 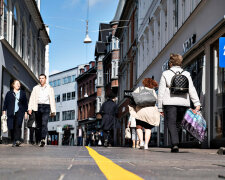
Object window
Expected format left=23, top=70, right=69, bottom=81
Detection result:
left=67, top=92, right=71, bottom=101
left=63, top=110, right=75, bottom=120
left=3, top=0, right=8, bottom=40
left=80, top=86, right=83, bottom=98
left=95, top=79, right=97, bottom=92
left=27, top=31, right=32, bottom=66
left=72, top=91, right=75, bottom=99
left=13, top=6, right=17, bottom=49
left=72, top=75, right=76, bottom=82
left=67, top=76, right=71, bottom=83
left=49, top=112, right=60, bottom=122
left=63, top=77, right=68, bottom=84
left=55, top=95, right=60, bottom=103
left=63, top=93, right=66, bottom=101
left=175, top=0, right=179, bottom=27
left=57, top=79, right=61, bottom=86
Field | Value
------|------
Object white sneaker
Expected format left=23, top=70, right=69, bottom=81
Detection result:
left=144, top=144, right=148, bottom=150
left=140, top=142, right=144, bottom=149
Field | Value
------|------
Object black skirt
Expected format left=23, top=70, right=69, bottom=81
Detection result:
left=136, top=119, right=155, bottom=129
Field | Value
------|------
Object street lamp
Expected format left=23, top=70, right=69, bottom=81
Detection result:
left=84, top=20, right=92, bottom=43
left=84, top=0, right=92, bottom=44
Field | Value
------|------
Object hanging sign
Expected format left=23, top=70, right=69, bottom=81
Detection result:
left=219, top=37, right=225, bottom=68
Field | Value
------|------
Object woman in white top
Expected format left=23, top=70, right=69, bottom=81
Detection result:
left=158, top=54, right=201, bottom=153
left=127, top=115, right=139, bottom=148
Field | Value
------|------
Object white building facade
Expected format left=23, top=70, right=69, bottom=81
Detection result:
left=48, top=65, right=85, bottom=145
left=137, top=0, right=225, bottom=148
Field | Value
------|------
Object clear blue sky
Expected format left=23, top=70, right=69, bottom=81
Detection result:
left=41, top=0, right=119, bottom=74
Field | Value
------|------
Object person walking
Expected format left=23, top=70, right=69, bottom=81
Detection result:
left=127, top=115, right=140, bottom=149
left=28, top=74, right=56, bottom=147
left=77, top=126, right=83, bottom=146
left=3, top=80, right=28, bottom=147
left=100, top=93, right=118, bottom=147
left=158, top=53, right=201, bottom=153
left=129, top=78, right=160, bottom=150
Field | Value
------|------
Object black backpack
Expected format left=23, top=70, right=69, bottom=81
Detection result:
left=169, top=70, right=189, bottom=94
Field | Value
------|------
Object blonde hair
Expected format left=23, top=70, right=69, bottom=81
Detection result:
left=169, top=53, right=183, bottom=66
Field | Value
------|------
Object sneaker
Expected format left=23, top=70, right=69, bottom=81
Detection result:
left=136, top=145, right=140, bottom=149
left=171, top=145, right=179, bottom=153
left=12, top=142, right=16, bottom=147
left=140, top=142, right=144, bottom=149
left=144, top=144, right=148, bottom=150
left=39, top=139, right=45, bottom=147
left=15, top=141, right=21, bottom=147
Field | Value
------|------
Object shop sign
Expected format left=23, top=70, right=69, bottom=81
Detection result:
left=124, top=90, right=133, bottom=98
left=219, top=37, right=225, bottom=68
left=56, top=126, right=62, bottom=133
left=183, top=34, right=196, bottom=53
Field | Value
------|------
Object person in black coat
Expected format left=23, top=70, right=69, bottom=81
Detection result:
left=100, top=93, right=118, bottom=147
left=3, top=80, right=28, bottom=147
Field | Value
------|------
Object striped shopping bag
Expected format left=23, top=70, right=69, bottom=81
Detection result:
left=181, top=108, right=206, bottom=142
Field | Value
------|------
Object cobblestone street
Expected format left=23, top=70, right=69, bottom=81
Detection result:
left=0, top=144, right=224, bottom=180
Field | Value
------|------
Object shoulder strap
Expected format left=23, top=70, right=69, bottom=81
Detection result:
left=13, top=92, right=20, bottom=102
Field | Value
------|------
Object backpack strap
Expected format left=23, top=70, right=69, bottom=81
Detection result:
left=170, top=69, right=180, bottom=75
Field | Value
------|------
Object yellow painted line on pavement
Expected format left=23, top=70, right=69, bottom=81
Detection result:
left=86, top=146, right=144, bottom=180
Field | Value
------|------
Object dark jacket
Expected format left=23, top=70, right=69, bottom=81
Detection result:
left=100, top=99, right=119, bottom=131
left=3, top=90, right=28, bottom=130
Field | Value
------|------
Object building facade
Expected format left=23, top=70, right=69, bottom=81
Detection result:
left=136, top=0, right=225, bottom=148
left=0, top=0, right=50, bottom=142
left=115, top=0, right=138, bottom=146
left=77, top=61, right=97, bottom=145
left=48, top=65, right=85, bottom=145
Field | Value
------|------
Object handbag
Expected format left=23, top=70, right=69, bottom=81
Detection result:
left=125, top=128, right=131, bottom=139
left=181, top=108, right=206, bottom=142
left=98, top=139, right=102, bottom=146
left=1, top=115, right=8, bottom=133
left=132, top=87, right=156, bottom=107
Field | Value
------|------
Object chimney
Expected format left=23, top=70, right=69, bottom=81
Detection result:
left=35, top=0, right=41, bottom=11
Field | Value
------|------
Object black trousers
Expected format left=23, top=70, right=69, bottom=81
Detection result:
left=164, top=105, right=188, bottom=146
left=35, top=104, right=50, bottom=142
left=11, top=112, right=21, bottom=142
left=103, top=130, right=113, bottom=145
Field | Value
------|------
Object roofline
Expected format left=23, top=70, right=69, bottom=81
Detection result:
left=31, top=0, right=51, bottom=43
left=49, top=67, right=78, bottom=77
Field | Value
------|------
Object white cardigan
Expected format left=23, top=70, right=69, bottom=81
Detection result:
left=28, top=84, right=56, bottom=114
left=158, top=66, right=200, bottom=112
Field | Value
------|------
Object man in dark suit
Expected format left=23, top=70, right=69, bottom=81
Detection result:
left=100, top=93, right=118, bottom=147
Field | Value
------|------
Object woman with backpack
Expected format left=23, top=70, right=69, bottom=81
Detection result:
left=129, top=78, right=160, bottom=150
left=158, top=53, right=201, bottom=153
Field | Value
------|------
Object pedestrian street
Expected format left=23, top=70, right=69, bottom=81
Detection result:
left=0, top=145, right=224, bottom=180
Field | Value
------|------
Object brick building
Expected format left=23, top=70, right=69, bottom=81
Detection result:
left=76, top=61, right=97, bottom=144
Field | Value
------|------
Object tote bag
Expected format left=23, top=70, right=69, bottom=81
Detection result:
left=181, top=108, right=206, bottom=142
left=1, top=115, right=8, bottom=133
left=125, top=128, right=131, bottom=139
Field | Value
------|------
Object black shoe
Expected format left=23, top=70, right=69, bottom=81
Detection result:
left=104, top=140, right=108, bottom=147
left=39, top=139, right=45, bottom=147
left=15, top=141, right=21, bottom=147
left=171, top=145, right=179, bottom=153
left=30, top=141, right=35, bottom=145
